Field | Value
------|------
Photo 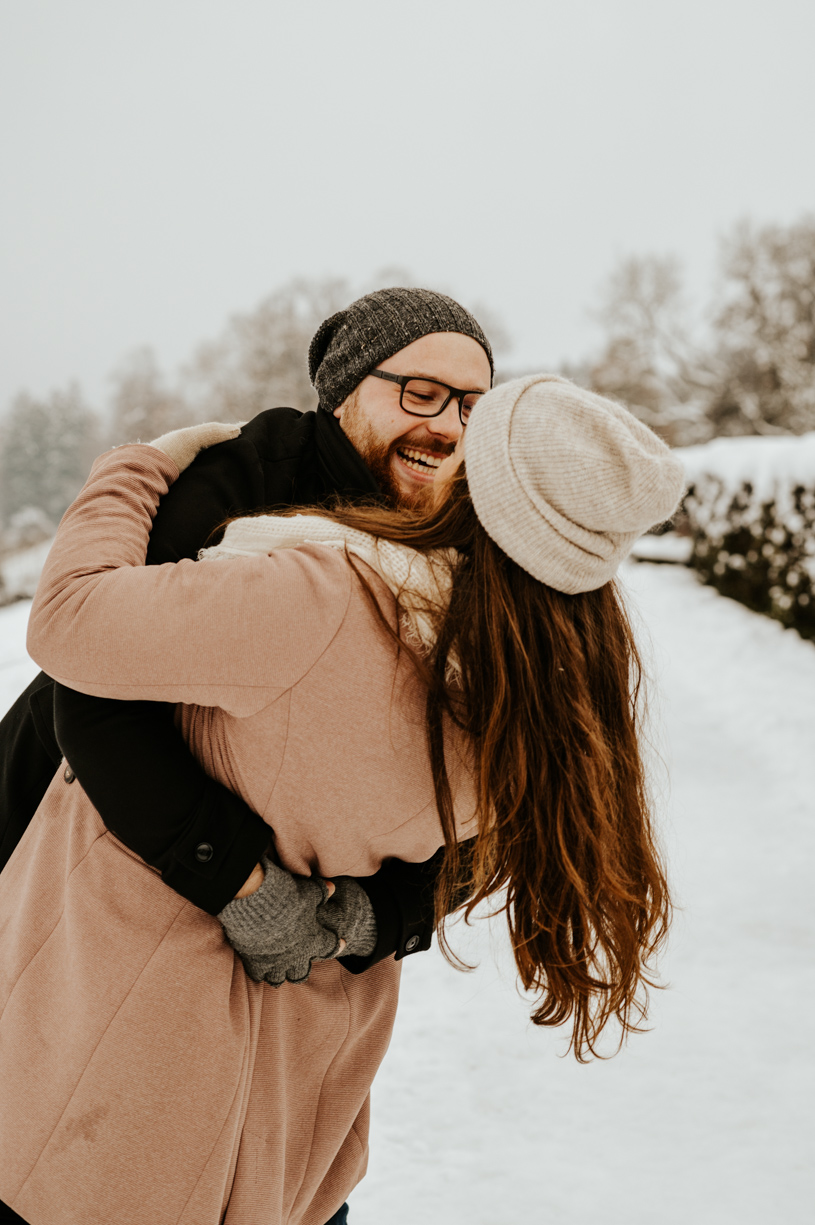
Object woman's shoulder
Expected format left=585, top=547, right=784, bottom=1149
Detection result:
left=278, top=541, right=396, bottom=615
left=201, top=515, right=397, bottom=611
left=221, top=539, right=397, bottom=645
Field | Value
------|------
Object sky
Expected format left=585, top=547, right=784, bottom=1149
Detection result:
left=1, top=0, right=814, bottom=414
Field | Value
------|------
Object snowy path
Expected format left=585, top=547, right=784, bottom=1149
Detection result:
left=1, top=566, right=813, bottom=1224
left=356, top=563, right=815, bottom=1225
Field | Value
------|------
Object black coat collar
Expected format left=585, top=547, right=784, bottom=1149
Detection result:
left=313, top=408, right=382, bottom=504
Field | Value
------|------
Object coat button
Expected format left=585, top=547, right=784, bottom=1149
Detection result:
left=195, top=842, right=214, bottom=863
left=405, top=935, right=420, bottom=953
left=64, top=765, right=76, bottom=784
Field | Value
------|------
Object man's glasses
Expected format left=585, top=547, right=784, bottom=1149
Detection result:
left=369, top=369, right=485, bottom=425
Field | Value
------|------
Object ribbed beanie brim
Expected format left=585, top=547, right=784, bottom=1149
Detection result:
left=309, top=287, right=494, bottom=413
left=464, top=374, right=686, bottom=593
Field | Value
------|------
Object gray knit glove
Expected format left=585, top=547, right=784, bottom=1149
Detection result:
left=218, top=856, right=377, bottom=986
left=317, top=876, right=378, bottom=960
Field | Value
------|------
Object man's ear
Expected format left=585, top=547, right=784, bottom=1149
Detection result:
left=334, top=387, right=357, bottom=423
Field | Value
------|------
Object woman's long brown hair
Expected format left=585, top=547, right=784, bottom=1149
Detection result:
left=265, top=464, right=670, bottom=1060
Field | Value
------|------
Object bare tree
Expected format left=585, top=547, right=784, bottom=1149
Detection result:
left=108, top=347, right=191, bottom=445
left=708, top=217, right=815, bottom=435
left=183, top=277, right=352, bottom=420
left=181, top=272, right=512, bottom=421
left=587, top=254, right=712, bottom=445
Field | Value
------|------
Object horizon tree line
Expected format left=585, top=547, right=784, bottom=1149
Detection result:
left=2, top=216, right=814, bottom=539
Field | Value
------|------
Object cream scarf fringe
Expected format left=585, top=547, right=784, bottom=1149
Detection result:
left=199, top=513, right=460, bottom=675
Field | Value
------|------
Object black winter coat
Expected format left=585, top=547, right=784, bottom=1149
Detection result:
left=0, top=407, right=441, bottom=972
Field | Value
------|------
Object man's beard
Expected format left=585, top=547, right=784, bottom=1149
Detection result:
left=339, top=396, right=453, bottom=509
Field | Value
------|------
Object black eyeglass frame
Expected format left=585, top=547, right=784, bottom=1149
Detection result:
left=369, top=369, right=485, bottom=424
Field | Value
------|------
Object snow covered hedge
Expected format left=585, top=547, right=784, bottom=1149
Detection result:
left=679, top=434, right=815, bottom=640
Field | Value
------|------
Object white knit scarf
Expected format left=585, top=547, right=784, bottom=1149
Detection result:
left=199, top=513, right=460, bottom=674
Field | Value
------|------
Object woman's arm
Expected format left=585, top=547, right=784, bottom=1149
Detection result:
left=33, top=436, right=446, bottom=970
left=1, top=423, right=271, bottom=899
left=48, top=422, right=275, bottom=913
left=28, top=445, right=351, bottom=713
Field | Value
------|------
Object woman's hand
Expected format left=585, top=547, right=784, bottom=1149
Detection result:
left=149, top=422, right=242, bottom=474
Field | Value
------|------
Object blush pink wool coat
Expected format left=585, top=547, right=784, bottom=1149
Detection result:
left=0, top=446, right=476, bottom=1225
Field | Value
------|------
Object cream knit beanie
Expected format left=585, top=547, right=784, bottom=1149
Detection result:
left=464, top=374, right=686, bottom=594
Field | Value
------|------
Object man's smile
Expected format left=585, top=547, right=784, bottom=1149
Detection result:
left=394, top=446, right=447, bottom=481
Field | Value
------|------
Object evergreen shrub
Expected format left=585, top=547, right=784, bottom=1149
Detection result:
left=684, top=472, right=815, bottom=640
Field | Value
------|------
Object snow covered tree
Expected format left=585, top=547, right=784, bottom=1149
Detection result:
left=109, top=347, right=190, bottom=446
left=708, top=217, right=815, bottom=436
left=0, top=385, right=101, bottom=527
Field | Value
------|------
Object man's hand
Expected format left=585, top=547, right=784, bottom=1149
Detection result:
left=233, top=862, right=347, bottom=953
left=219, top=855, right=346, bottom=986
left=234, top=862, right=266, bottom=898
left=220, top=857, right=378, bottom=985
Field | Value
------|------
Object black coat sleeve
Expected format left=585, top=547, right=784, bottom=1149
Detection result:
left=0, top=671, right=62, bottom=875
left=52, top=688, right=272, bottom=915
left=337, top=839, right=476, bottom=974
left=337, top=850, right=442, bottom=973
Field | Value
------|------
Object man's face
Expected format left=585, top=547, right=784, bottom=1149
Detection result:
left=333, top=332, right=492, bottom=507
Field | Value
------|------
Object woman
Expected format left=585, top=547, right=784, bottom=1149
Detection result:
left=0, top=374, right=684, bottom=1225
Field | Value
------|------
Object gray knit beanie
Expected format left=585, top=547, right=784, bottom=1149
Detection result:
left=464, top=374, right=686, bottom=594
left=308, top=287, right=494, bottom=413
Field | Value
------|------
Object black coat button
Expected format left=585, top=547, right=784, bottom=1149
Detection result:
left=405, top=934, right=420, bottom=953
left=63, top=765, right=76, bottom=784
left=195, top=842, right=214, bottom=863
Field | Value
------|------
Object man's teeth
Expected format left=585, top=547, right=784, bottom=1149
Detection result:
left=398, top=448, right=443, bottom=474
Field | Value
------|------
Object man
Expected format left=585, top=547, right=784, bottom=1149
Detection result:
left=0, top=286, right=493, bottom=976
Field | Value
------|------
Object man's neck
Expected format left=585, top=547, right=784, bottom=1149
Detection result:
left=314, top=409, right=383, bottom=503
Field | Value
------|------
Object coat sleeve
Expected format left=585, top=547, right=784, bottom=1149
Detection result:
left=26, top=442, right=452, bottom=957
left=27, top=446, right=352, bottom=716
left=0, top=672, right=62, bottom=875
left=52, top=685, right=273, bottom=914
left=48, top=430, right=275, bottom=915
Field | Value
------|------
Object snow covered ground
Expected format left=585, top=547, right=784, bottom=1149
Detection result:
left=0, top=539, right=55, bottom=607
left=679, top=430, right=815, bottom=498
left=0, top=599, right=38, bottom=709
left=1, top=564, right=813, bottom=1224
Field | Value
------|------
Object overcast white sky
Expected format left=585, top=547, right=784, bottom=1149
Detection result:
left=1, top=0, right=814, bottom=413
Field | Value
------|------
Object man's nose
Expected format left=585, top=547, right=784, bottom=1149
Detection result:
left=426, top=400, right=463, bottom=444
